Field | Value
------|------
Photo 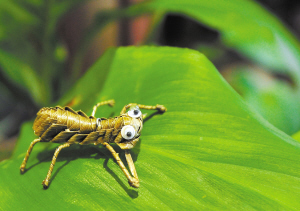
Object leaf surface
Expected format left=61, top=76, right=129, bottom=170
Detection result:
left=1, top=46, right=300, bottom=210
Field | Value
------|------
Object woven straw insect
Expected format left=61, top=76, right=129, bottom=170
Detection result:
left=20, top=100, right=166, bottom=189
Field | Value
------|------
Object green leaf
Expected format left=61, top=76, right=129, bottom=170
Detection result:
left=0, top=49, right=49, bottom=105
left=0, top=0, right=39, bottom=40
left=132, top=0, right=300, bottom=83
left=1, top=46, right=300, bottom=210
left=292, top=131, right=300, bottom=143
left=224, top=65, right=300, bottom=135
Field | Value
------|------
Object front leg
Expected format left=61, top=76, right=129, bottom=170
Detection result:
left=124, top=150, right=138, bottom=180
left=120, top=103, right=167, bottom=115
left=91, top=100, right=115, bottom=117
left=103, top=142, right=139, bottom=188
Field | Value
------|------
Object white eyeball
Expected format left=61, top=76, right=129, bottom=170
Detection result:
left=121, top=125, right=136, bottom=140
left=128, top=106, right=142, bottom=118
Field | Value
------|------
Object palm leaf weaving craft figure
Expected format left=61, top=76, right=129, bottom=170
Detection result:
left=20, top=100, right=166, bottom=189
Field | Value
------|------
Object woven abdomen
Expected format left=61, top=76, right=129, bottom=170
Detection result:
left=33, top=106, right=97, bottom=138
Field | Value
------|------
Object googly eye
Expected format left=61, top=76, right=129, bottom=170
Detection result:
left=121, top=125, right=136, bottom=140
left=128, top=106, right=142, bottom=118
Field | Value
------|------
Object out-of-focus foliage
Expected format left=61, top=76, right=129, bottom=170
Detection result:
left=130, top=0, right=300, bottom=83
left=0, top=0, right=89, bottom=157
left=0, top=0, right=87, bottom=106
left=223, top=65, right=300, bottom=135
left=1, top=0, right=300, bottom=210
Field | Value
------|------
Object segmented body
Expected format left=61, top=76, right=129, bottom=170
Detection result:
left=34, top=106, right=136, bottom=146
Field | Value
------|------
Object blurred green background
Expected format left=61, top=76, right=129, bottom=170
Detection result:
left=1, top=0, right=299, bottom=160
left=1, top=0, right=300, bottom=210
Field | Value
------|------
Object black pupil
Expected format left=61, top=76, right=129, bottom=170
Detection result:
left=134, top=110, right=139, bottom=115
left=126, top=131, right=132, bottom=137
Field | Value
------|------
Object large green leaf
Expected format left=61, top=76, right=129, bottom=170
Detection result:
left=1, top=46, right=300, bottom=210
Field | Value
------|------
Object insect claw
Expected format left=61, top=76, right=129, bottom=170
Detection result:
left=20, top=168, right=25, bottom=174
left=42, top=180, right=49, bottom=189
left=156, top=105, right=167, bottom=113
left=108, top=100, right=115, bottom=107
left=129, top=178, right=140, bottom=188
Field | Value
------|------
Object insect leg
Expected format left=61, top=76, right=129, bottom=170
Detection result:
left=137, top=104, right=167, bottom=113
left=42, top=143, right=72, bottom=189
left=103, top=142, right=139, bottom=188
left=125, top=150, right=138, bottom=180
left=120, top=103, right=167, bottom=114
left=91, top=99, right=115, bottom=117
left=20, top=138, right=41, bottom=174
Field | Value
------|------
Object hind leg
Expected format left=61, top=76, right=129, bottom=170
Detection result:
left=42, top=143, right=72, bottom=189
left=20, top=138, right=41, bottom=174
